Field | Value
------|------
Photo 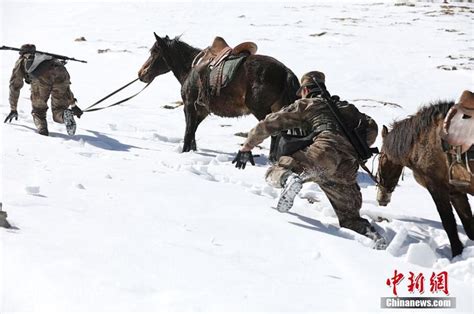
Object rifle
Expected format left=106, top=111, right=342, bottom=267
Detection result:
left=0, top=45, right=87, bottom=63
left=312, top=79, right=380, bottom=183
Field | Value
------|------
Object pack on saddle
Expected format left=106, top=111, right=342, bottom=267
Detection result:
left=192, top=37, right=257, bottom=104
left=442, top=90, right=474, bottom=186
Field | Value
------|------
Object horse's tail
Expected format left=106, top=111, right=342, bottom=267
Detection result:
left=281, top=68, right=300, bottom=107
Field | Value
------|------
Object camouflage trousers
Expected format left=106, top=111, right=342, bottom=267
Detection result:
left=30, top=65, right=75, bottom=131
left=266, top=132, right=371, bottom=234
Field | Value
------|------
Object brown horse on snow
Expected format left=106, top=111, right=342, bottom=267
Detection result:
left=138, top=33, right=300, bottom=160
left=376, top=100, right=474, bottom=257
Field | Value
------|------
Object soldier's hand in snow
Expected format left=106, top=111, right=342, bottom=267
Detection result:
left=4, top=110, right=18, bottom=123
left=232, top=150, right=255, bottom=169
left=71, top=105, right=83, bottom=118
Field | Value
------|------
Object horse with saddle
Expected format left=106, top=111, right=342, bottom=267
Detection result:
left=138, top=34, right=300, bottom=159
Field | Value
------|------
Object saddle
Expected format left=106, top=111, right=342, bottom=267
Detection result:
left=193, top=36, right=257, bottom=68
left=442, top=90, right=474, bottom=152
left=442, top=90, right=474, bottom=186
left=192, top=37, right=257, bottom=97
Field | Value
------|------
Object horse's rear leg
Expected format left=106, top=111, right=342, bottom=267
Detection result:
left=450, top=190, right=474, bottom=240
left=428, top=185, right=464, bottom=257
left=251, top=109, right=280, bottom=162
left=269, top=135, right=280, bottom=162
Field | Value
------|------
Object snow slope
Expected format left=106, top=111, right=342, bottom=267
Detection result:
left=1, top=0, right=473, bottom=312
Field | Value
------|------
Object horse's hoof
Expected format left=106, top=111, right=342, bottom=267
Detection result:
left=466, top=221, right=474, bottom=240
left=451, top=245, right=463, bottom=258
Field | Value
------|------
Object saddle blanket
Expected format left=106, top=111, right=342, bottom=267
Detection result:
left=209, top=54, right=247, bottom=92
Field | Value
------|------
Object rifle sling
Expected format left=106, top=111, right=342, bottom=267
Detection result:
left=311, top=79, right=380, bottom=183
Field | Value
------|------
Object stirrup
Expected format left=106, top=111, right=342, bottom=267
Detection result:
left=448, top=146, right=472, bottom=187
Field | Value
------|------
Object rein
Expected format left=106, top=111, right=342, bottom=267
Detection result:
left=83, top=78, right=151, bottom=113
left=360, top=159, right=381, bottom=186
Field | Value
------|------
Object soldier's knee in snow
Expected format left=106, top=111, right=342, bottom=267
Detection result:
left=277, top=156, right=297, bottom=169
left=265, top=167, right=293, bottom=188
left=52, top=110, right=65, bottom=123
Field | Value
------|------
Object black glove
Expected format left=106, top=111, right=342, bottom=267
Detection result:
left=4, top=110, right=18, bottom=123
left=232, top=150, right=255, bottom=169
left=71, top=105, right=83, bottom=118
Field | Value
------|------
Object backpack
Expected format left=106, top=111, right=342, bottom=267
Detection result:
left=274, top=96, right=378, bottom=160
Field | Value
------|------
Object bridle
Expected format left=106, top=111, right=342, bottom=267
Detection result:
left=376, top=151, right=397, bottom=193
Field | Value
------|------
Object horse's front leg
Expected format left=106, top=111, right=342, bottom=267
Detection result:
left=428, top=185, right=464, bottom=257
left=450, top=190, right=474, bottom=239
left=182, top=102, right=197, bottom=153
left=182, top=102, right=209, bottom=152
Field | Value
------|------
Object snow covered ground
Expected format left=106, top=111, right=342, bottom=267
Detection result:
left=1, top=0, right=473, bottom=312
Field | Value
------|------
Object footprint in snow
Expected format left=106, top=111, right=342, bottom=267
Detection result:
left=25, top=186, right=40, bottom=195
left=78, top=152, right=94, bottom=158
left=108, top=123, right=118, bottom=131
left=184, top=165, right=217, bottom=181
left=153, top=133, right=182, bottom=143
left=25, top=186, right=47, bottom=198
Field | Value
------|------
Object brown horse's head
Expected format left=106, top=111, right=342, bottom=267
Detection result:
left=138, top=33, right=172, bottom=83
left=376, top=125, right=404, bottom=206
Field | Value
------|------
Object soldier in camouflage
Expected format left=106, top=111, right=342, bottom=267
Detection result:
left=4, top=44, right=83, bottom=136
left=233, top=71, right=385, bottom=248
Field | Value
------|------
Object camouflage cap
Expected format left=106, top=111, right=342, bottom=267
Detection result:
left=296, top=71, right=326, bottom=97
left=19, top=44, right=36, bottom=55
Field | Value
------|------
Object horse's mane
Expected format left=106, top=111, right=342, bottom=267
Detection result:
left=150, top=35, right=201, bottom=82
left=383, top=100, right=455, bottom=161
left=151, top=35, right=200, bottom=54
left=166, top=36, right=201, bottom=60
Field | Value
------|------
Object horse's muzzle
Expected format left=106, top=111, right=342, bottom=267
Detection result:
left=138, top=71, right=153, bottom=83
left=377, top=189, right=392, bottom=207
left=138, top=61, right=156, bottom=83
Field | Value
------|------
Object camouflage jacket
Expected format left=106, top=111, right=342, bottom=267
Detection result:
left=243, top=96, right=377, bottom=150
left=9, top=57, right=27, bottom=111
left=9, top=54, right=59, bottom=111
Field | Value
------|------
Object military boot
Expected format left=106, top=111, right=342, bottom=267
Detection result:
left=364, top=226, right=387, bottom=250
left=32, top=112, right=48, bottom=136
left=276, top=173, right=303, bottom=213
left=63, top=109, right=76, bottom=135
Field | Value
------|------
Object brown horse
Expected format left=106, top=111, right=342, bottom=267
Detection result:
left=376, top=100, right=474, bottom=257
left=138, top=33, right=300, bottom=160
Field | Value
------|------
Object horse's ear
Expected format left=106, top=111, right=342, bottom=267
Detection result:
left=382, top=125, right=389, bottom=138
left=154, top=32, right=165, bottom=46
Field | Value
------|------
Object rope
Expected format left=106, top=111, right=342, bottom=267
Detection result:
left=83, top=78, right=150, bottom=113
